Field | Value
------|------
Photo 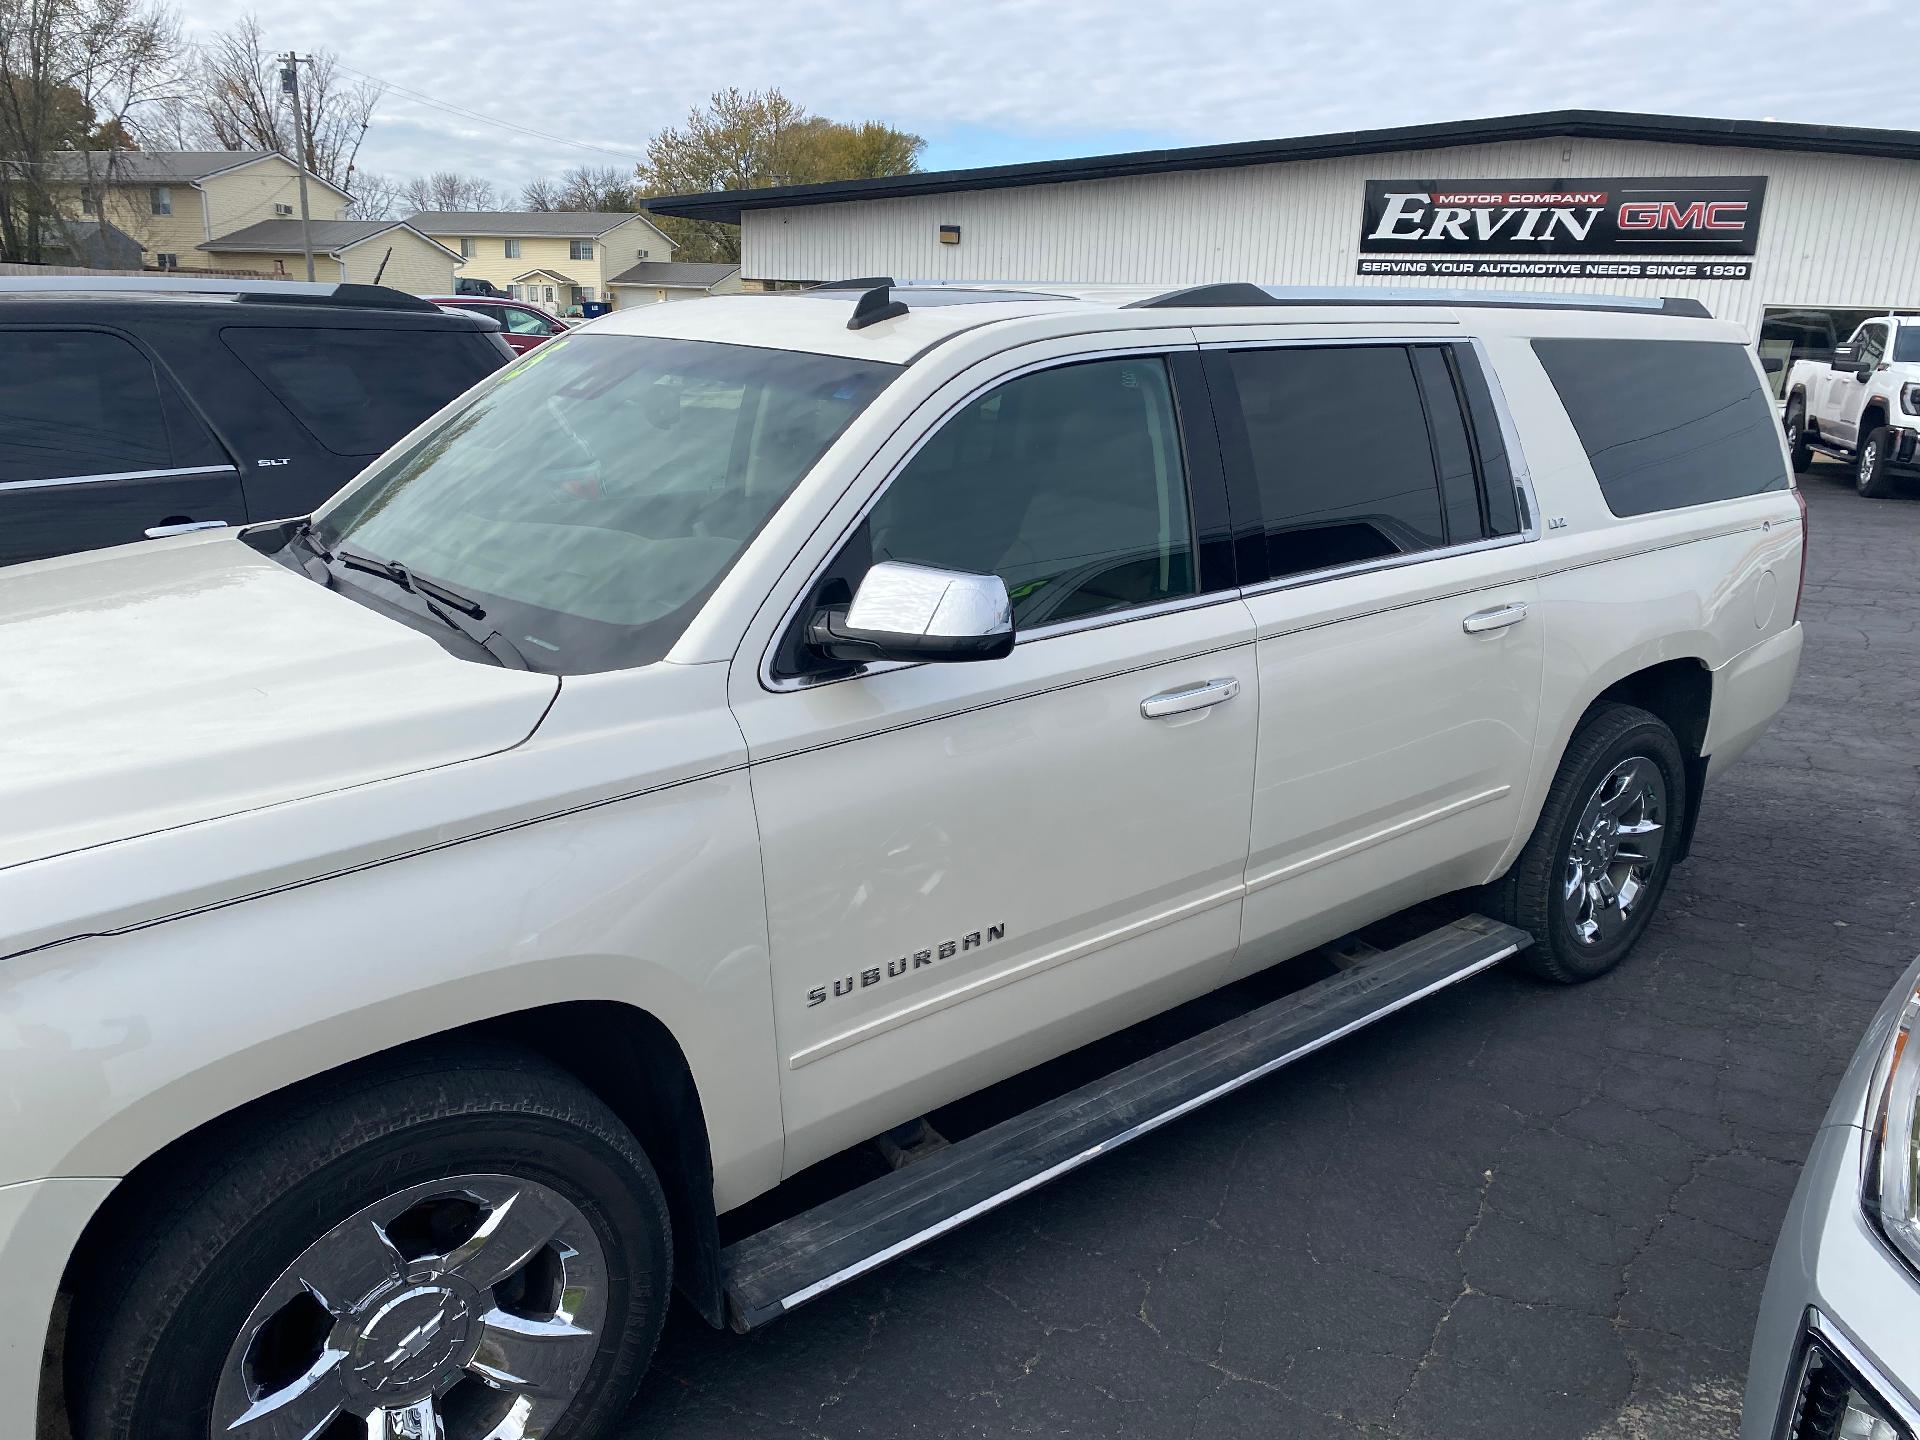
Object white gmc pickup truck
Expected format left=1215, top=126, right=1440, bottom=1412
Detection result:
left=0, top=281, right=1805, bottom=1440
left=1783, top=314, right=1920, bottom=495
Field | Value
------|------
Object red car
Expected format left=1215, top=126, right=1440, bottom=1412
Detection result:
left=427, top=296, right=571, bottom=354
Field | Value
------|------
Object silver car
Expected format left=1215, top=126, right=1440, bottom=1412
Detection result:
left=1744, top=954, right=1920, bottom=1440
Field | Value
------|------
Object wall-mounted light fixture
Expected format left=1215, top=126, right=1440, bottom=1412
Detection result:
left=938, top=224, right=962, bottom=245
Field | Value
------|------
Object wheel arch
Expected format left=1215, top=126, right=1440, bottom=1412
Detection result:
left=62, top=998, right=727, bottom=1320
left=1863, top=400, right=1890, bottom=436
left=1501, top=652, right=1715, bottom=886
left=47, top=1000, right=729, bottom=1432
left=1589, top=659, right=1712, bottom=864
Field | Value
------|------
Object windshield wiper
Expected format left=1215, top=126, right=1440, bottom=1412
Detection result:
left=332, top=547, right=531, bottom=670
left=284, top=519, right=334, bottom=581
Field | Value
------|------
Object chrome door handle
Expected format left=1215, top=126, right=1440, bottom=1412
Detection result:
left=1141, top=677, right=1240, bottom=719
left=1463, top=602, right=1529, bottom=634
left=144, top=520, right=229, bottom=538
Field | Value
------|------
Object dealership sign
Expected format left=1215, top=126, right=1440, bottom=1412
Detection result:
left=1357, top=176, right=1766, bottom=278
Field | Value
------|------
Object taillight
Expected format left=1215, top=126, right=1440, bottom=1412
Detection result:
left=1792, top=483, right=1810, bottom=622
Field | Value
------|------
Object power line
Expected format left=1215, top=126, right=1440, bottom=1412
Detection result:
left=328, top=60, right=647, bottom=166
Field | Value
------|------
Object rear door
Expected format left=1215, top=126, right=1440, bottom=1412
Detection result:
left=1201, top=336, right=1546, bottom=980
left=0, top=326, right=241, bottom=565
left=219, top=322, right=506, bottom=518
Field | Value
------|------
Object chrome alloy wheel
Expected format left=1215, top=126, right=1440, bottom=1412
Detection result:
left=1859, top=438, right=1880, bottom=491
left=212, top=1174, right=606, bottom=1440
left=1562, top=756, right=1667, bottom=948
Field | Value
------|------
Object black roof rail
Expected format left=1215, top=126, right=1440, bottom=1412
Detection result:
left=1127, top=283, right=1711, bottom=319
left=810, top=276, right=897, bottom=291
left=1126, top=282, right=1276, bottom=309
left=235, top=282, right=438, bottom=312
left=0, top=275, right=438, bottom=311
left=846, top=283, right=909, bottom=331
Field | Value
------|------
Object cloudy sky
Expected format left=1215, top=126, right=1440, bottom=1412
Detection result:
left=178, top=0, right=1920, bottom=199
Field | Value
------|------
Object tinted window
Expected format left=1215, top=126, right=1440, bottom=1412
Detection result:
left=857, top=356, right=1195, bottom=630
left=1531, top=338, right=1789, bottom=517
left=0, top=330, right=174, bottom=481
left=314, top=335, right=894, bottom=674
left=1226, top=346, right=1445, bottom=579
left=1455, top=352, right=1522, bottom=535
left=222, top=327, right=501, bottom=457
left=1412, top=347, right=1482, bottom=544
left=1857, top=325, right=1888, bottom=367
left=1895, top=329, right=1920, bottom=364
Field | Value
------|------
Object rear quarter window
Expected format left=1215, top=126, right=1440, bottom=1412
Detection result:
left=221, top=325, right=504, bottom=458
left=1530, top=337, right=1788, bottom=517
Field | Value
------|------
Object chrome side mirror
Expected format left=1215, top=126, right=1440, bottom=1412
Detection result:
left=807, top=561, right=1014, bottom=664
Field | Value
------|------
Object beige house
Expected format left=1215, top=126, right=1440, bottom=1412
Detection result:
left=199, top=219, right=463, bottom=292
left=607, top=261, right=745, bottom=308
left=409, top=211, right=677, bottom=310
left=45, top=150, right=351, bottom=274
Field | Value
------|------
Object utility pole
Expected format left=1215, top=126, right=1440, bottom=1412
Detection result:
left=280, top=53, right=316, bottom=282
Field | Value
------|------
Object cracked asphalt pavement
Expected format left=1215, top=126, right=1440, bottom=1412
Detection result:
left=621, top=474, right=1920, bottom=1440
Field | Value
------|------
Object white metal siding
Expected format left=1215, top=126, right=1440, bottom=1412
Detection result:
left=741, top=136, right=1920, bottom=338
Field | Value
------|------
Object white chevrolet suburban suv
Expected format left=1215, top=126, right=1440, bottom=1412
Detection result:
left=0, top=281, right=1806, bottom=1440
left=1782, top=313, right=1920, bottom=495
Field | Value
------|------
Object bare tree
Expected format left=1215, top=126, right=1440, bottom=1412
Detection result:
left=180, top=15, right=379, bottom=190
left=519, top=174, right=559, bottom=211
left=555, top=164, right=634, bottom=211
left=399, top=171, right=498, bottom=213
left=0, top=0, right=186, bottom=262
left=343, top=168, right=401, bottom=220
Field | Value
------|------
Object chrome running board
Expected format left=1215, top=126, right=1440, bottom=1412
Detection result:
left=720, top=913, right=1530, bottom=1330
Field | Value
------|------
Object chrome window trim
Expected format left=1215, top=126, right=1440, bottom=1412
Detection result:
left=1196, top=331, right=1542, bottom=537
left=759, top=341, right=1213, bottom=695
left=1236, top=530, right=1531, bottom=601
left=1805, top=1306, right=1920, bottom=1434
left=1196, top=331, right=1542, bottom=600
left=0, top=463, right=239, bottom=494
left=759, top=331, right=1544, bottom=693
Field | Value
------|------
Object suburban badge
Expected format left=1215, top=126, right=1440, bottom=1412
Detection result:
left=806, top=924, right=1005, bottom=1007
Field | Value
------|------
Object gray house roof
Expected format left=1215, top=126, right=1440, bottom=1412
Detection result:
left=607, top=261, right=739, bottom=289
left=42, top=149, right=270, bottom=184
left=39, top=149, right=349, bottom=196
left=42, top=218, right=143, bottom=269
left=409, top=210, right=670, bottom=242
left=200, top=219, right=460, bottom=260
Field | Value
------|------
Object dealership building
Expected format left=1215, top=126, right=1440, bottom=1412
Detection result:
left=647, top=109, right=1920, bottom=383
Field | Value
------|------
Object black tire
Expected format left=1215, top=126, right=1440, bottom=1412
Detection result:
left=1783, top=395, right=1813, bottom=472
left=1485, top=703, right=1687, bottom=984
left=70, top=1044, right=672, bottom=1440
left=1857, top=424, right=1897, bottom=498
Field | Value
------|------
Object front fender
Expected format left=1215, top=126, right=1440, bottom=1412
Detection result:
left=0, top=761, right=783, bottom=1212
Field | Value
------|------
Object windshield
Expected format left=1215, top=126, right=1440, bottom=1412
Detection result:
left=1894, top=328, right=1920, bottom=363
left=313, top=334, right=896, bottom=673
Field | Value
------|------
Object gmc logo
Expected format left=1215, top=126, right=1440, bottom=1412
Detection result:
left=1616, top=200, right=1748, bottom=232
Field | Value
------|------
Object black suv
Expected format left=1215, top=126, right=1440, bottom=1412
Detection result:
left=0, top=278, right=513, bottom=565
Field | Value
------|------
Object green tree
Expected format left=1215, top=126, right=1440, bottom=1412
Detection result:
left=634, top=87, right=923, bottom=263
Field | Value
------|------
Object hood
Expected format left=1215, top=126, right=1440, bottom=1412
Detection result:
left=0, top=532, right=558, bottom=870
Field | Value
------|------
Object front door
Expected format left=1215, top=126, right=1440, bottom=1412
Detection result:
left=1826, top=321, right=1886, bottom=445
left=1198, top=337, right=1547, bottom=978
left=732, top=344, right=1259, bottom=1173
left=0, top=326, right=242, bottom=565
